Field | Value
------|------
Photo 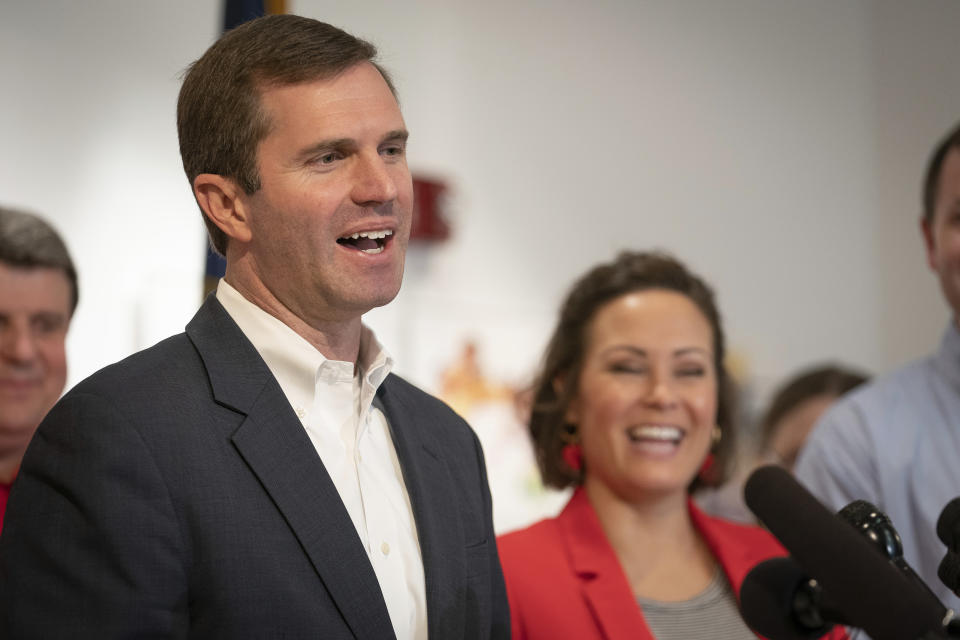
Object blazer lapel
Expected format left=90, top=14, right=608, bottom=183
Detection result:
left=688, top=499, right=776, bottom=605
left=186, top=296, right=396, bottom=640
left=558, top=489, right=654, bottom=640
left=377, top=377, right=466, bottom=639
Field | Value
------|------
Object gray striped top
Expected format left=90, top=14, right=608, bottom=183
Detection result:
left=636, top=569, right=756, bottom=639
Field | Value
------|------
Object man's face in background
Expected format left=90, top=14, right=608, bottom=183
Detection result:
left=0, top=261, right=71, bottom=449
left=924, top=148, right=960, bottom=320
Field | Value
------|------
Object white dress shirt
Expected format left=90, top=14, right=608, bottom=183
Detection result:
left=216, top=280, right=427, bottom=640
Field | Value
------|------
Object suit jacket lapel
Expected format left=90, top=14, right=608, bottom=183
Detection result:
left=186, top=296, right=396, bottom=640
left=377, top=377, right=466, bottom=639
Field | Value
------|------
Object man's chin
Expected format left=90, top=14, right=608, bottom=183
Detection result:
left=0, top=412, right=47, bottom=440
left=364, top=287, right=403, bottom=312
left=941, top=278, right=960, bottom=321
left=345, top=279, right=403, bottom=315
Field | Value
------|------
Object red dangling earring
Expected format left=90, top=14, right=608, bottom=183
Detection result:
left=699, top=426, right=722, bottom=481
left=562, top=443, right=582, bottom=472
left=698, top=453, right=716, bottom=479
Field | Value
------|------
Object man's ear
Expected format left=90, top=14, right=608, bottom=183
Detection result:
left=921, top=215, right=937, bottom=272
left=193, top=174, right=253, bottom=244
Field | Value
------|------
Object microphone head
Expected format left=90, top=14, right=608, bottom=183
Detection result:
left=740, top=556, right=832, bottom=640
left=837, top=499, right=904, bottom=560
left=937, top=497, right=960, bottom=551
left=744, top=465, right=948, bottom=640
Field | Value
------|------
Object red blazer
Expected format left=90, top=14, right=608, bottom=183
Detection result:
left=497, top=488, right=847, bottom=640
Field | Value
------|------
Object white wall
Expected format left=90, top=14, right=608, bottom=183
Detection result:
left=3, top=0, right=959, bottom=417
left=1, top=0, right=218, bottom=382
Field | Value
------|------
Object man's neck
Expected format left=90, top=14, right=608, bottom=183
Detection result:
left=223, top=273, right=362, bottom=363
left=0, top=450, right=23, bottom=485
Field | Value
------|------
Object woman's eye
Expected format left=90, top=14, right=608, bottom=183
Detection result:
left=610, top=363, right=644, bottom=374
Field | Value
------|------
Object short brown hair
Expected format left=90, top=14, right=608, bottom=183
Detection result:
left=923, top=121, right=960, bottom=224
left=529, top=250, right=737, bottom=492
left=0, top=206, right=78, bottom=314
left=177, top=14, right=395, bottom=255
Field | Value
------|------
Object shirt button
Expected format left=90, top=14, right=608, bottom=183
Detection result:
left=381, top=541, right=390, bottom=556
left=295, top=407, right=306, bottom=419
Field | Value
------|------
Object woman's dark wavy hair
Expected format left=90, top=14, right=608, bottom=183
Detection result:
left=529, top=250, right=737, bottom=493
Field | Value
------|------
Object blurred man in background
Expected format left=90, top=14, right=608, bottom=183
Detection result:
left=0, top=206, right=76, bottom=532
left=796, top=121, right=960, bottom=611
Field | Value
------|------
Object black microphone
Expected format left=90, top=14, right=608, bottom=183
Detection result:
left=938, top=498, right=960, bottom=552
left=938, top=498, right=960, bottom=597
left=744, top=465, right=953, bottom=640
left=740, top=556, right=840, bottom=640
left=839, top=499, right=944, bottom=603
left=940, top=551, right=960, bottom=599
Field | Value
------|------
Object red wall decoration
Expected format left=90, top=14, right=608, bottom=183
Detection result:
left=410, top=176, right=451, bottom=242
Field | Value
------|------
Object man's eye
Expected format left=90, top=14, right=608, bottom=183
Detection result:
left=381, top=145, right=404, bottom=157
left=312, top=151, right=342, bottom=166
left=32, top=315, right=65, bottom=334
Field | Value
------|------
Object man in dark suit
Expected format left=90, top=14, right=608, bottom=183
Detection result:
left=0, top=15, right=509, bottom=639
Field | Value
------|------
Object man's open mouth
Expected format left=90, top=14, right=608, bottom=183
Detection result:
left=336, top=229, right=393, bottom=255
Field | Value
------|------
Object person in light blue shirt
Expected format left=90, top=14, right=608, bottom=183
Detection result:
left=796, top=120, right=960, bottom=614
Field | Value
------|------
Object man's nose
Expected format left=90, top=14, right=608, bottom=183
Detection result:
left=0, top=323, right=39, bottom=364
left=350, top=153, right=400, bottom=207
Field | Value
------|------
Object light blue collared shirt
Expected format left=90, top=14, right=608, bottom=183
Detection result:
left=796, top=321, right=960, bottom=614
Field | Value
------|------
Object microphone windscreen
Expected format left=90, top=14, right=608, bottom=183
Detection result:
left=740, top=557, right=827, bottom=640
left=837, top=499, right=904, bottom=560
left=939, top=550, right=960, bottom=595
left=837, top=499, right=875, bottom=527
left=937, top=498, right=960, bottom=551
left=744, top=465, right=948, bottom=640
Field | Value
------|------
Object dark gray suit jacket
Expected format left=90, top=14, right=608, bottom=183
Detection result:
left=0, top=296, right=510, bottom=638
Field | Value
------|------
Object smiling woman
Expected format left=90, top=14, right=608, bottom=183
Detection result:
left=496, top=251, right=849, bottom=640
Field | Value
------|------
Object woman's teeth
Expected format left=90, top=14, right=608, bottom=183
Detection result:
left=627, top=425, right=683, bottom=443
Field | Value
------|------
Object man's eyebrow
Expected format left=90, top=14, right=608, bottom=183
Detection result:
left=382, top=129, right=409, bottom=143
left=295, top=137, right=354, bottom=161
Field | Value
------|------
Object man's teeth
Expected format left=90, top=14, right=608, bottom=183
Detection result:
left=628, top=425, right=683, bottom=442
left=346, top=230, right=393, bottom=240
